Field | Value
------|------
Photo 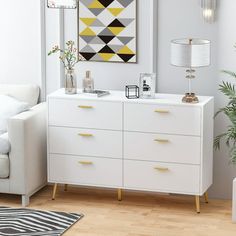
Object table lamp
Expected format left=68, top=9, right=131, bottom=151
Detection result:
left=171, top=38, right=210, bottom=103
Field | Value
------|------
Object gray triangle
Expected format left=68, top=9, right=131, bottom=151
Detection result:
left=79, top=36, right=95, bottom=43
left=90, top=54, right=103, bottom=61
left=90, top=37, right=104, bottom=44
left=80, top=0, right=94, bottom=7
left=117, top=18, right=135, bottom=27
left=89, top=8, right=104, bottom=16
left=80, top=45, right=96, bottom=53
left=109, top=45, right=124, bottom=53
left=116, top=0, right=134, bottom=7
left=98, top=28, right=114, bottom=36
left=117, top=37, right=134, bottom=45
left=91, top=19, right=105, bottom=27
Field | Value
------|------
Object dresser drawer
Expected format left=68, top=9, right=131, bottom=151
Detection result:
left=124, top=103, right=201, bottom=136
left=49, top=154, right=122, bottom=187
left=48, top=98, right=122, bottom=130
left=124, top=160, right=200, bottom=194
left=49, top=127, right=122, bottom=158
left=124, top=132, right=201, bottom=164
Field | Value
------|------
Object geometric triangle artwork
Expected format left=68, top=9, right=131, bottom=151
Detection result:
left=80, top=35, right=95, bottom=43
left=97, top=0, right=114, bottom=8
left=80, top=18, right=96, bottom=26
left=80, top=45, right=96, bottom=53
left=116, top=0, right=134, bottom=8
left=78, top=0, right=137, bottom=63
left=108, top=27, right=125, bottom=36
left=117, top=18, right=135, bottom=27
left=90, top=36, right=105, bottom=44
left=88, top=0, right=105, bottom=9
left=117, top=36, right=134, bottom=45
left=88, top=8, right=105, bottom=16
left=107, top=8, right=124, bottom=17
left=98, top=35, right=115, bottom=44
left=108, top=19, right=125, bottom=27
left=99, top=45, right=115, bottom=54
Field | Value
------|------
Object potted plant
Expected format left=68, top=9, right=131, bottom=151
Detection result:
left=48, top=40, right=81, bottom=95
left=214, top=45, right=236, bottom=163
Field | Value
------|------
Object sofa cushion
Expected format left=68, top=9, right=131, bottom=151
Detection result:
left=0, top=95, right=29, bottom=134
left=0, top=133, right=10, bottom=154
left=0, top=154, right=9, bottom=178
left=0, top=84, right=39, bottom=107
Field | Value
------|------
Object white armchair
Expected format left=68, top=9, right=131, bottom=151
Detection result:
left=0, top=85, right=47, bottom=206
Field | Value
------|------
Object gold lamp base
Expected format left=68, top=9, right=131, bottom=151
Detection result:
left=182, top=93, right=199, bottom=103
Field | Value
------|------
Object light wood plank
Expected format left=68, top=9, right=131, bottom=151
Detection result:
left=0, top=186, right=235, bottom=236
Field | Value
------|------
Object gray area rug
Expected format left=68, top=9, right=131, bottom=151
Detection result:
left=0, top=207, right=83, bottom=236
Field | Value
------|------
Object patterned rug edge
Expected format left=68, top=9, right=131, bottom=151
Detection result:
left=0, top=206, right=84, bottom=236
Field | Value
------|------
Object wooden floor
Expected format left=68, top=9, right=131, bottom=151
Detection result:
left=0, top=185, right=236, bottom=236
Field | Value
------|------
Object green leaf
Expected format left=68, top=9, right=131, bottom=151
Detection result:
left=222, top=70, right=236, bottom=79
left=214, top=133, right=227, bottom=150
left=219, top=81, right=236, bottom=98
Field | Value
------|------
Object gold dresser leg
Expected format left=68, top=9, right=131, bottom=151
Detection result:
left=52, top=183, right=58, bottom=200
left=64, top=184, right=68, bottom=192
left=118, top=189, right=122, bottom=201
left=204, top=192, right=209, bottom=203
left=195, top=195, right=200, bottom=214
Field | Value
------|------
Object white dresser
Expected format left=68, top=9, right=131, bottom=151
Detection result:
left=47, top=89, right=214, bottom=213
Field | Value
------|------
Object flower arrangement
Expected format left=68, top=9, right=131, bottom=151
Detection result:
left=48, top=40, right=81, bottom=70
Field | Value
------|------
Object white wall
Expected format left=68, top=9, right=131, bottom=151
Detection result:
left=211, top=0, right=236, bottom=199
left=46, top=0, right=157, bottom=93
left=157, top=0, right=218, bottom=97
left=0, top=0, right=45, bottom=98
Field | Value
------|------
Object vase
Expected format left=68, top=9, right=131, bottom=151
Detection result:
left=65, top=69, right=77, bottom=95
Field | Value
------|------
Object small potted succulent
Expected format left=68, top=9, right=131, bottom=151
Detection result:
left=214, top=44, right=236, bottom=163
left=48, top=40, right=80, bottom=94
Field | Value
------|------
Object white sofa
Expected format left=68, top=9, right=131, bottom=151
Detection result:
left=0, top=85, right=47, bottom=206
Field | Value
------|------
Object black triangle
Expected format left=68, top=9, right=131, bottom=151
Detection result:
left=108, top=19, right=125, bottom=28
left=98, top=35, right=115, bottom=44
left=117, top=54, right=135, bottom=62
left=99, top=45, right=115, bottom=54
left=97, top=0, right=114, bottom=7
left=80, top=52, right=96, bottom=61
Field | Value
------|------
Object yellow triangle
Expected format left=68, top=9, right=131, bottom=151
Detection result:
left=80, top=18, right=96, bottom=26
left=98, top=53, right=115, bottom=61
left=88, top=0, right=105, bottom=9
left=107, top=8, right=124, bottom=17
left=108, top=27, right=125, bottom=36
left=80, top=27, right=96, bottom=36
left=117, top=46, right=134, bottom=55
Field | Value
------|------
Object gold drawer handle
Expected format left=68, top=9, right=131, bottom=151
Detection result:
left=155, top=109, right=169, bottom=113
left=79, top=161, right=93, bottom=165
left=78, top=133, right=93, bottom=137
left=78, top=105, right=93, bottom=109
left=154, top=139, right=169, bottom=143
left=154, top=167, right=169, bottom=171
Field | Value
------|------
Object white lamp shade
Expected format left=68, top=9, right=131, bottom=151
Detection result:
left=171, top=39, right=210, bottom=68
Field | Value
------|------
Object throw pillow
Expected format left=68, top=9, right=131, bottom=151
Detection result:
left=0, top=95, right=29, bottom=134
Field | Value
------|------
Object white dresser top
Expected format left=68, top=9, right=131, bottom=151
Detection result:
left=48, top=89, right=213, bottom=107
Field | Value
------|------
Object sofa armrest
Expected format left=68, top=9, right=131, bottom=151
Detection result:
left=7, top=103, right=47, bottom=195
